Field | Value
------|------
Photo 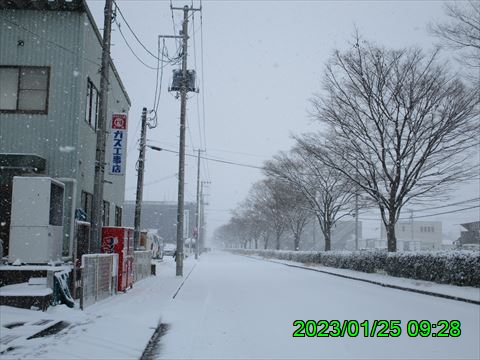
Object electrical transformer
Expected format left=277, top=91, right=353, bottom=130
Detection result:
left=169, top=69, right=197, bottom=92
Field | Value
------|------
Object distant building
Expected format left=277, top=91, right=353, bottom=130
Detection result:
left=302, top=220, right=362, bottom=251
left=455, top=221, right=480, bottom=247
left=0, top=0, right=131, bottom=260
left=122, top=201, right=196, bottom=244
left=331, top=221, right=362, bottom=251
left=380, top=221, right=442, bottom=251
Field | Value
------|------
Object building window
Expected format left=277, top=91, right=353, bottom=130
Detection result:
left=85, top=78, right=99, bottom=129
left=103, top=201, right=110, bottom=226
left=81, top=191, right=93, bottom=222
left=0, top=66, right=49, bottom=113
left=115, top=206, right=122, bottom=226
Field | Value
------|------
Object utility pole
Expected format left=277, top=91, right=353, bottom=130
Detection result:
left=355, top=190, right=359, bottom=251
left=133, top=108, right=147, bottom=250
left=354, top=160, right=360, bottom=251
left=410, top=209, right=414, bottom=250
left=199, top=181, right=210, bottom=254
left=174, top=5, right=189, bottom=276
left=91, top=0, right=113, bottom=253
left=194, top=149, right=202, bottom=260
left=169, top=4, right=201, bottom=276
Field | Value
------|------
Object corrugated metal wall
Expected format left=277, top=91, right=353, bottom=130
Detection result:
left=0, top=7, right=131, bottom=257
left=0, top=9, right=83, bottom=177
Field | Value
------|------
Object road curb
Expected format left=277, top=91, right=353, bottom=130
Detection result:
left=243, top=255, right=480, bottom=305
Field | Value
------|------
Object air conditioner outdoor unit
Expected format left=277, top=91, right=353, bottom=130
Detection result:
left=8, top=176, right=64, bottom=264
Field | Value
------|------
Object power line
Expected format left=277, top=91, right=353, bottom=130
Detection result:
left=114, top=0, right=167, bottom=62
left=146, top=145, right=264, bottom=170
left=115, top=21, right=157, bottom=70
left=192, top=10, right=204, bottom=152
left=126, top=122, right=141, bottom=156
left=125, top=173, right=177, bottom=190
left=199, top=2, right=211, bottom=183
left=406, top=205, right=480, bottom=219
left=147, top=140, right=270, bottom=160
left=153, top=39, right=167, bottom=117
left=170, top=0, right=181, bottom=53
left=113, top=3, right=181, bottom=71
left=187, top=116, right=197, bottom=151
left=358, top=204, right=480, bottom=221
left=412, top=197, right=480, bottom=212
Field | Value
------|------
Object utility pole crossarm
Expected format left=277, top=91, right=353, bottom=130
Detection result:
left=171, top=6, right=201, bottom=11
left=158, top=35, right=184, bottom=39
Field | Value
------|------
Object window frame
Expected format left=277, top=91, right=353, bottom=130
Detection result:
left=103, top=200, right=110, bottom=226
left=0, top=65, right=50, bottom=114
left=81, top=190, right=93, bottom=223
left=85, top=78, right=99, bottom=130
left=115, top=206, right=122, bottom=227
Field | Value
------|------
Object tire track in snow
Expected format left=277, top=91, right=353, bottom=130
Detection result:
left=140, top=262, right=198, bottom=359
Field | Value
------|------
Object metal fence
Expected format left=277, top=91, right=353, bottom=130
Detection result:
left=134, top=251, right=152, bottom=282
left=80, top=253, right=118, bottom=309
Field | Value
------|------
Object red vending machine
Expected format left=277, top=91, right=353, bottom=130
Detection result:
left=101, top=227, right=134, bottom=292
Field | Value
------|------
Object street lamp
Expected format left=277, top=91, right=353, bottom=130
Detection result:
left=146, top=145, right=163, bottom=152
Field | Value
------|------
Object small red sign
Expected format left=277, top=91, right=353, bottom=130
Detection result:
left=111, top=113, right=127, bottom=130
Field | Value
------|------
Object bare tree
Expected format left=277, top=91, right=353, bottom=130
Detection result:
left=265, top=145, right=355, bottom=251
left=305, top=41, right=479, bottom=252
left=233, top=199, right=269, bottom=250
left=229, top=212, right=249, bottom=248
left=285, top=191, right=312, bottom=251
left=213, top=222, right=239, bottom=249
left=429, top=1, right=480, bottom=68
left=249, top=179, right=289, bottom=250
left=269, top=175, right=313, bottom=251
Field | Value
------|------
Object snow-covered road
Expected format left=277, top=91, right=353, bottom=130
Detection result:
left=158, top=251, right=480, bottom=359
left=1, top=251, right=479, bottom=359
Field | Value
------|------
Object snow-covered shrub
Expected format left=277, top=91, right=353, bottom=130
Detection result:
left=385, top=251, right=480, bottom=286
left=229, top=248, right=479, bottom=287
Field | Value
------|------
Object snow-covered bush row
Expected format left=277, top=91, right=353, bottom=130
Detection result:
left=229, top=249, right=480, bottom=287
left=384, top=251, right=480, bottom=287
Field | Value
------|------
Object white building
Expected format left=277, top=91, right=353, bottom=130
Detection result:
left=380, top=221, right=442, bottom=251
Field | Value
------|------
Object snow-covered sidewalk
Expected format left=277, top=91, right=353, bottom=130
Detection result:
left=0, top=255, right=195, bottom=359
left=253, top=256, right=480, bottom=304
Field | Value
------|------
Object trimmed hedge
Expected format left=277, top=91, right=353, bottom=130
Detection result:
left=384, top=251, right=480, bottom=287
left=230, top=248, right=480, bottom=287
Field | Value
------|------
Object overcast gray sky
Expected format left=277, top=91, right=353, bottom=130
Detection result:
left=86, top=0, right=478, bottom=242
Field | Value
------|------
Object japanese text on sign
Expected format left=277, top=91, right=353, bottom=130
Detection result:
left=110, top=113, right=128, bottom=175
